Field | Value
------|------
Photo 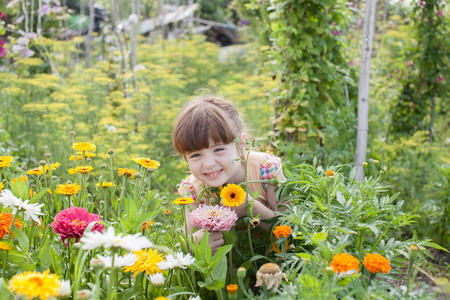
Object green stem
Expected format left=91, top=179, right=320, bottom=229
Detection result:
left=107, top=250, right=117, bottom=300
left=2, top=210, right=20, bottom=277
left=92, top=268, right=103, bottom=300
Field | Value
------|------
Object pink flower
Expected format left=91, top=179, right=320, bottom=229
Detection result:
left=407, top=60, right=413, bottom=67
left=437, top=75, right=443, bottom=82
left=418, top=1, right=426, bottom=8
left=51, top=206, right=104, bottom=246
left=437, top=10, right=443, bottom=16
left=190, top=204, right=238, bottom=232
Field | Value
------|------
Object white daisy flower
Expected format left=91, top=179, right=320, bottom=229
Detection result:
left=149, top=273, right=164, bottom=287
left=58, top=280, right=71, bottom=297
left=80, top=226, right=153, bottom=251
left=0, top=189, right=44, bottom=224
left=157, top=252, right=195, bottom=270
left=189, top=296, right=201, bottom=300
left=94, top=253, right=137, bottom=269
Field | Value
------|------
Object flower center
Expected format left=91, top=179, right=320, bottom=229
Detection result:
left=29, top=277, right=44, bottom=286
left=230, top=193, right=236, bottom=199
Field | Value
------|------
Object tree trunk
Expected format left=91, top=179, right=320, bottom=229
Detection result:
left=354, top=0, right=377, bottom=183
left=85, top=0, right=95, bottom=68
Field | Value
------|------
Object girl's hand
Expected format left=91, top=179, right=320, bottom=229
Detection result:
left=192, top=229, right=224, bottom=255
left=221, top=196, right=250, bottom=218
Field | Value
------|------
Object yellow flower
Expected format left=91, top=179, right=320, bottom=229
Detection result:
left=155, top=298, right=170, bottom=300
left=118, top=168, right=134, bottom=178
left=27, top=168, right=44, bottom=176
left=273, top=225, right=292, bottom=239
left=163, top=209, right=171, bottom=215
left=141, top=220, right=154, bottom=232
left=0, top=182, right=3, bottom=192
left=56, top=182, right=82, bottom=196
left=72, top=142, right=96, bottom=152
left=227, top=284, right=238, bottom=294
left=70, top=152, right=96, bottom=161
left=49, top=162, right=61, bottom=170
left=220, top=184, right=245, bottom=207
left=96, top=182, right=114, bottom=188
left=68, top=168, right=77, bottom=175
left=74, top=166, right=93, bottom=174
left=271, top=240, right=289, bottom=253
left=20, top=175, right=28, bottom=182
left=29, top=189, right=36, bottom=198
left=0, top=241, right=12, bottom=251
left=326, top=170, right=335, bottom=177
left=12, top=178, right=18, bottom=184
left=9, top=270, right=61, bottom=300
left=363, top=253, right=391, bottom=274
left=0, top=156, right=13, bottom=168
left=173, top=197, right=194, bottom=205
left=123, top=248, right=165, bottom=277
left=330, top=253, right=360, bottom=273
left=132, top=157, right=161, bottom=170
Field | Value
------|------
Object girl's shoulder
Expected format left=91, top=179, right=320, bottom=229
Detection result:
left=248, top=151, right=283, bottom=180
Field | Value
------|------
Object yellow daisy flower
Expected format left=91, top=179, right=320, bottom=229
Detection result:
left=0, top=182, right=3, bottom=192
left=56, top=182, right=82, bottom=196
left=72, top=142, right=96, bottom=152
left=9, top=270, right=61, bottom=300
left=96, top=182, right=114, bottom=188
left=0, top=241, right=12, bottom=251
left=68, top=168, right=77, bottom=175
left=123, top=248, right=165, bottom=277
left=173, top=197, right=195, bottom=205
left=220, top=184, right=246, bottom=207
left=74, top=166, right=93, bottom=174
left=0, top=156, right=13, bottom=168
left=132, top=157, right=161, bottom=170
left=27, top=168, right=44, bottom=176
left=118, top=168, right=134, bottom=178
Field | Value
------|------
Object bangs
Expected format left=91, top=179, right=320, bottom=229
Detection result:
left=173, top=104, right=236, bottom=154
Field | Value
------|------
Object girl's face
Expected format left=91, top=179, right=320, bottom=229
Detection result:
left=185, top=139, right=245, bottom=187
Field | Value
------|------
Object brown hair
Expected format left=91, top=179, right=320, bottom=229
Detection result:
left=172, top=95, right=245, bottom=155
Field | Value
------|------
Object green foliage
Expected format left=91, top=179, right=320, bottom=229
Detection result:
left=389, top=0, right=449, bottom=138
left=245, top=0, right=358, bottom=161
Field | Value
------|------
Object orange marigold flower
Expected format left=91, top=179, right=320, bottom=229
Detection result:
left=72, top=142, right=96, bottom=152
left=0, top=212, right=23, bottom=238
left=27, top=168, right=44, bottom=176
left=141, top=220, right=154, bottom=232
left=272, top=240, right=289, bottom=253
left=226, top=284, right=238, bottom=294
left=363, top=253, right=391, bottom=274
left=0, top=156, right=13, bottom=168
left=273, top=225, right=292, bottom=238
left=29, top=189, right=36, bottom=198
left=118, top=168, right=134, bottom=178
left=330, top=253, right=360, bottom=274
left=326, top=170, right=335, bottom=177
left=74, top=166, right=93, bottom=174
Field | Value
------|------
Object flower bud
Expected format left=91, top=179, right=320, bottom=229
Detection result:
left=100, top=163, right=107, bottom=169
left=149, top=273, right=165, bottom=287
left=107, top=149, right=114, bottom=155
left=134, top=172, right=142, bottom=178
left=73, top=242, right=82, bottom=249
left=76, top=289, right=91, bottom=300
left=409, top=245, right=419, bottom=262
left=362, top=162, right=368, bottom=168
left=21, top=165, right=27, bottom=171
left=69, top=131, right=76, bottom=137
left=39, top=160, right=47, bottom=166
left=373, top=160, right=379, bottom=165
left=52, top=175, right=58, bottom=180
left=154, top=222, right=163, bottom=228
left=44, top=153, right=52, bottom=158
left=90, top=259, right=105, bottom=270
left=237, top=267, right=247, bottom=279
left=86, top=158, right=92, bottom=163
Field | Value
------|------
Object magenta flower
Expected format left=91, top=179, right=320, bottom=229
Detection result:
left=51, top=206, right=105, bottom=246
left=190, top=204, right=238, bottom=232
left=437, top=75, right=443, bottom=83
left=407, top=60, right=414, bottom=67
left=437, top=10, right=443, bottom=16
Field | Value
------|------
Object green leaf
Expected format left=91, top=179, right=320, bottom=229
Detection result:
left=210, top=244, right=232, bottom=270
left=29, top=190, right=47, bottom=204
left=38, top=239, right=53, bottom=268
left=312, top=232, right=327, bottom=244
left=12, top=180, right=29, bottom=201
left=198, top=278, right=225, bottom=290
left=13, top=226, right=29, bottom=251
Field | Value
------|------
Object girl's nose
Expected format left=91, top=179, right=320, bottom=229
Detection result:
left=203, top=155, right=216, bottom=168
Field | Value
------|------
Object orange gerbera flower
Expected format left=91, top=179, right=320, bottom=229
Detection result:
left=132, top=157, right=160, bottom=170
left=363, top=253, right=391, bottom=274
left=273, top=225, right=292, bottom=238
left=330, top=253, right=360, bottom=274
left=118, top=168, right=134, bottom=178
left=0, top=212, right=23, bottom=238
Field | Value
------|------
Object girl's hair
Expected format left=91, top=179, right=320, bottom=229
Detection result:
left=172, top=95, right=245, bottom=155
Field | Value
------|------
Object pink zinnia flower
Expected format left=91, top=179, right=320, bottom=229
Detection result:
left=51, top=206, right=104, bottom=246
left=190, top=204, right=238, bottom=232
left=407, top=60, right=413, bottom=67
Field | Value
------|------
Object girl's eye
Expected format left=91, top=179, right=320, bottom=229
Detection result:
left=189, top=153, right=200, bottom=159
left=214, top=148, right=225, bottom=152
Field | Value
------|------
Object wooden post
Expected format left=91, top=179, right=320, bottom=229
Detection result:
left=354, top=0, right=377, bottom=182
left=85, top=0, right=95, bottom=68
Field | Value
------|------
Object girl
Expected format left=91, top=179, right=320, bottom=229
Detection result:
left=172, top=95, right=285, bottom=253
